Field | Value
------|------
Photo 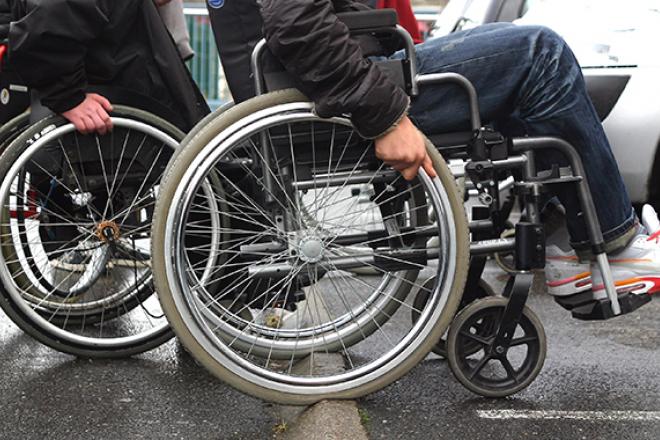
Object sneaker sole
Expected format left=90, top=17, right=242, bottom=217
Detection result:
left=546, top=271, right=592, bottom=297
left=592, top=276, right=660, bottom=296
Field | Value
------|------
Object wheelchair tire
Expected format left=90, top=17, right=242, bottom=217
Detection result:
left=152, top=89, right=470, bottom=404
left=0, top=106, right=181, bottom=357
left=0, top=111, right=30, bottom=155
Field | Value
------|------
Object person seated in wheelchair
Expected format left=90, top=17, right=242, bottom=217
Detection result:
left=231, top=0, right=660, bottom=303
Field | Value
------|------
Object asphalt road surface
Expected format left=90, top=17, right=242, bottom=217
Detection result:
left=0, top=268, right=657, bottom=440
left=0, top=327, right=277, bottom=439
left=360, top=269, right=660, bottom=440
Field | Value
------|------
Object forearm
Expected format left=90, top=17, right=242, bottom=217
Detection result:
left=261, top=0, right=409, bottom=138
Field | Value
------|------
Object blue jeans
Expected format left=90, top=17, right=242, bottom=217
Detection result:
left=396, top=23, right=636, bottom=253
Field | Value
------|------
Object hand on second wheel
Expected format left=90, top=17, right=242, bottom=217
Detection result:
left=61, top=93, right=114, bottom=135
left=374, top=116, right=437, bottom=181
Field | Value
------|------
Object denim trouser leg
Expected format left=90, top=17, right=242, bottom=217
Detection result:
left=395, top=23, right=636, bottom=253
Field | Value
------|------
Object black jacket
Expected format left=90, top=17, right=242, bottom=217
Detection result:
left=4, top=0, right=208, bottom=130
left=261, top=0, right=409, bottom=138
left=0, top=0, right=10, bottom=40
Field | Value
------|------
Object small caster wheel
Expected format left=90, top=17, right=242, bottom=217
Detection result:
left=446, top=296, right=546, bottom=397
left=412, top=277, right=495, bottom=358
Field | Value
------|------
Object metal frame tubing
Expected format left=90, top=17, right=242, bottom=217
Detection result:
left=511, top=137, right=621, bottom=314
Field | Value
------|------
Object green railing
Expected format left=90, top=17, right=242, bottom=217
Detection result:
left=184, top=7, right=230, bottom=108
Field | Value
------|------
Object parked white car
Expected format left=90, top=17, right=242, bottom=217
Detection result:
left=432, top=0, right=660, bottom=205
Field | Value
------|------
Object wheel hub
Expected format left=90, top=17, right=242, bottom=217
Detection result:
left=298, top=235, right=324, bottom=263
left=95, top=220, right=120, bottom=243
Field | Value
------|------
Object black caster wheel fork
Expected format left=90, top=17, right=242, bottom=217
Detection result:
left=492, top=273, right=534, bottom=358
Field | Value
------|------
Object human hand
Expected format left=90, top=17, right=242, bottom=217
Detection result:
left=62, top=93, right=113, bottom=135
left=153, top=0, right=172, bottom=6
left=374, top=116, right=437, bottom=181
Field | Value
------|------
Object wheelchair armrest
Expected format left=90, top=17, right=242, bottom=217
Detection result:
left=336, top=9, right=398, bottom=33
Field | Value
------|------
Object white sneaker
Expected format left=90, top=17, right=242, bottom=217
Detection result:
left=642, top=204, right=660, bottom=236
left=590, top=204, right=660, bottom=296
left=545, top=245, right=592, bottom=297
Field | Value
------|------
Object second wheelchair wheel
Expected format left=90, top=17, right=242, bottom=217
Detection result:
left=446, top=296, right=546, bottom=397
left=152, top=89, right=470, bottom=404
left=0, top=106, right=181, bottom=357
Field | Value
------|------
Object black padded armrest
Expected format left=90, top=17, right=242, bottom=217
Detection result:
left=337, top=9, right=398, bottom=32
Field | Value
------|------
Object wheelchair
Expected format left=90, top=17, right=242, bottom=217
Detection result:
left=149, top=10, right=652, bottom=403
left=0, top=63, right=184, bottom=356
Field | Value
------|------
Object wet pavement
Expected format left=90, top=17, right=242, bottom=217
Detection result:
left=360, top=272, right=660, bottom=440
left=0, top=269, right=657, bottom=439
left=0, top=328, right=276, bottom=440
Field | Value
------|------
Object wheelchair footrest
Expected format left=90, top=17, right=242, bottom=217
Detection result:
left=569, top=292, right=651, bottom=321
left=554, top=290, right=601, bottom=310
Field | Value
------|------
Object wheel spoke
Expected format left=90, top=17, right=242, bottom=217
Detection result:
left=467, top=354, right=491, bottom=380
left=509, top=335, right=538, bottom=347
left=499, top=357, right=521, bottom=384
left=459, top=329, right=491, bottom=347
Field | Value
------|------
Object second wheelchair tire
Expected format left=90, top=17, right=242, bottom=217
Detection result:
left=0, top=106, right=181, bottom=358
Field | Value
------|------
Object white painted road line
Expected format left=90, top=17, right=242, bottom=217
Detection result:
left=477, top=410, right=660, bottom=421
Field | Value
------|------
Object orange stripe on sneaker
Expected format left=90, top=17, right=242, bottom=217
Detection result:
left=608, top=258, right=653, bottom=264
left=614, top=277, right=644, bottom=287
left=546, top=271, right=591, bottom=287
left=593, top=276, right=660, bottom=294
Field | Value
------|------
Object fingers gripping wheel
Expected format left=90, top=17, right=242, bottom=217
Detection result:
left=411, top=277, right=495, bottom=357
left=151, top=89, right=470, bottom=404
left=0, top=106, right=182, bottom=357
left=446, top=296, right=546, bottom=397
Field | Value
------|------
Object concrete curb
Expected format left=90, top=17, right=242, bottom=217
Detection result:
left=274, top=400, right=368, bottom=440
left=269, top=352, right=369, bottom=439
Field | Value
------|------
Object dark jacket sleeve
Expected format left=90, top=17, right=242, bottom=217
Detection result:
left=0, top=0, right=11, bottom=40
left=8, top=0, right=111, bottom=113
left=261, top=0, right=409, bottom=138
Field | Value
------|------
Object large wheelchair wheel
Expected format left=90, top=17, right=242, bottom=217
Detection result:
left=152, top=89, right=470, bottom=404
left=0, top=106, right=181, bottom=357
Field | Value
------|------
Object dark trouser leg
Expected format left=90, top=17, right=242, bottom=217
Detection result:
left=398, top=23, right=635, bottom=254
left=206, top=0, right=263, bottom=103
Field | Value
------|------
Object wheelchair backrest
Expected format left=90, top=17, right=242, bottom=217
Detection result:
left=253, top=9, right=417, bottom=97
